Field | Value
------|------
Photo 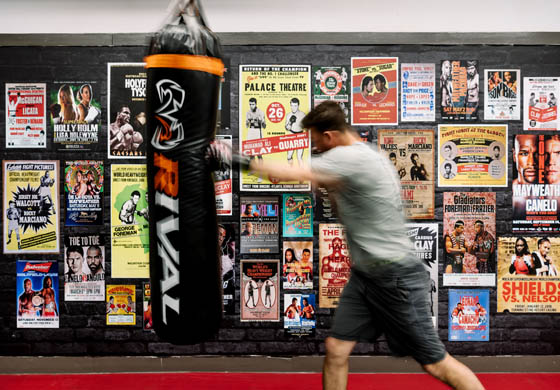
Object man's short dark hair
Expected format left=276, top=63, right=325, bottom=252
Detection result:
left=9, top=200, right=15, bottom=205
left=302, top=248, right=311, bottom=254
left=493, top=146, right=500, bottom=151
left=67, top=245, right=83, bottom=258
left=131, top=190, right=141, bottom=197
left=410, top=153, right=419, bottom=162
left=444, top=163, right=452, bottom=169
left=389, top=152, right=396, bottom=158
left=361, top=76, right=373, bottom=91
left=301, top=101, right=349, bottom=134
left=373, top=74, right=386, bottom=84
left=87, top=245, right=102, bottom=256
left=249, top=97, right=257, bottom=104
left=290, top=97, right=300, bottom=105
left=454, top=221, right=465, bottom=229
left=444, top=144, right=452, bottom=150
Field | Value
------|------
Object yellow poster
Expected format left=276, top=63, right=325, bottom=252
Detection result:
left=106, top=284, right=136, bottom=325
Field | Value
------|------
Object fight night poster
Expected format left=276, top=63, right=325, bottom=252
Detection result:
left=110, top=165, right=149, bottom=278
left=16, top=260, right=59, bottom=328
left=49, top=81, right=101, bottom=151
left=448, top=289, right=489, bottom=342
left=107, top=63, right=147, bottom=158
left=240, top=196, right=279, bottom=254
left=498, top=237, right=560, bottom=313
left=319, top=223, right=351, bottom=308
left=64, top=234, right=105, bottom=301
left=218, top=223, right=236, bottom=314
left=143, top=282, right=153, bottom=331
left=440, top=60, right=479, bottom=121
left=240, top=260, right=280, bottom=322
left=524, top=77, right=559, bottom=131
left=438, top=125, right=507, bottom=187
left=282, top=194, right=313, bottom=237
left=5, top=83, right=47, bottom=148
left=106, top=284, right=136, bottom=325
left=283, top=240, right=313, bottom=290
left=214, top=134, right=232, bottom=216
left=284, top=293, right=316, bottom=337
left=378, top=129, right=435, bottom=219
left=239, top=65, right=311, bottom=191
left=484, top=69, right=520, bottom=120
left=3, top=161, right=59, bottom=254
left=312, top=66, right=350, bottom=122
left=443, top=192, right=496, bottom=287
left=64, top=160, right=104, bottom=226
left=351, top=57, right=398, bottom=125
left=401, top=63, right=436, bottom=122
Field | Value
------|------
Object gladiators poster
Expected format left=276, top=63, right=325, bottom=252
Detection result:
left=239, top=65, right=311, bottom=191
left=107, top=63, right=147, bottom=158
left=284, top=293, right=316, bottom=337
left=524, top=77, right=559, bottom=131
left=16, top=260, right=59, bottom=328
left=378, top=129, right=435, bottom=219
left=64, top=234, right=105, bottom=301
left=351, top=57, right=398, bottom=125
left=218, top=223, right=236, bottom=314
left=215, top=134, right=232, bottom=216
left=106, top=284, right=136, bottom=326
left=484, top=69, right=520, bottom=120
left=498, top=237, right=560, bottom=313
left=5, top=83, right=47, bottom=148
left=443, top=192, right=496, bottom=287
left=283, top=240, right=313, bottom=290
left=240, top=196, right=279, bottom=254
left=319, top=223, right=351, bottom=308
left=438, top=125, right=507, bottom=187
left=64, top=160, right=104, bottom=226
left=282, top=194, right=313, bottom=237
left=401, top=63, right=436, bottom=122
left=240, top=260, right=280, bottom=322
left=110, top=164, right=149, bottom=278
left=448, top=289, right=489, bottom=342
left=3, top=160, right=59, bottom=254
left=440, top=60, right=479, bottom=120
left=49, top=81, right=101, bottom=151
left=312, top=66, right=350, bottom=122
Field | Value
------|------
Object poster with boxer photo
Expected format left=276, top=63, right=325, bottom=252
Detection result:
left=106, top=284, right=136, bottom=326
left=240, top=196, right=279, bottom=254
left=215, top=134, right=232, bottom=216
left=440, top=60, right=479, bottom=120
left=448, top=289, right=489, bottom=342
left=239, top=64, right=311, bottom=191
left=484, top=69, right=520, bottom=120
left=5, top=83, right=47, bottom=148
left=282, top=194, right=313, bottom=237
left=3, top=160, right=59, bottom=254
left=143, top=282, right=153, bottom=331
left=401, top=63, right=436, bottom=122
left=312, top=66, right=350, bottom=122
left=282, top=240, right=313, bottom=290
left=240, top=260, right=280, bottom=322
left=524, top=77, right=559, bottom=131
left=64, top=160, right=103, bottom=226
left=218, top=223, right=236, bottom=314
left=49, top=81, right=101, bottom=151
left=284, top=293, right=316, bottom=337
left=319, top=223, right=351, bottom=308
left=63, top=233, right=105, bottom=301
left=108, top=63, right=147, bottom=158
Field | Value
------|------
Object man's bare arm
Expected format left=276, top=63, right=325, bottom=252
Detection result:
left=249, top=159, right=339, bottom=188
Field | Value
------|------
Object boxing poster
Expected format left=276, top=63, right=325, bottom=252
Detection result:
left=143, top=282, right=153, bottom=331
left=282, top=194, right=313, bottom=237
left=378, top=129, right=435, bottom=219
left=512, top=134, right=560, bottom=232
left=106, top=284, right=136, bottom=326
left=218, top=223, right=236, bottom=314
left=240, top=260, right=280, bottom=322
left=313, top=185, right=338, bottom=222
left=440, top=60, right=479, bottom=120
left=448, top=289, right=489, bottom=342
left=312, top=66, right=350, bottom=122
left=283, top=240, right=313, bottom=290
left=64, top=160, right=104, bottom=226
left=405, top=223, right=438, bottom=328
left=110, top=164, right=149, bottom=278
left=284, top=293, right=316, bottom=337
left=240, top=196, right=279, bottom=254
left=351, top=57, right=398, bottom=125
left=401, top=63, right=436, bottom=122
left=239, top=64, right=311, bottom=191
left=3, top=160, right=59, bottom=254
left=49, top=81, right=101, bottom=151
left=214, top=134, right=232, bottom=216
left=63, top=233, right=105, bottom=301
left=443, top=192, right=496, bottom=287
left=524, top=77, right=559, bottom=131
left=319, top=223, right=351, bottom=308
left=5, top=83, right=47, bottom=148
left=498, top=237, right=560, bottom=313
left=16, top=260, right=59, bottom=328
left=107, top=63, right=147, bottom=158
left=438, top=125, right=508, bottom=187
left=484, top=69, right=520, bottom=120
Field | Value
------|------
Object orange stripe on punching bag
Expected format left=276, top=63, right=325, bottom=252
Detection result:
left=144, top=54, right=224, bottom=76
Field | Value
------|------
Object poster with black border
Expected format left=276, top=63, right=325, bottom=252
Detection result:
left=6, top=83, right=47, bottom=148
left=240, top=196, right=279, bottom=254
left=282, top=193, right=313, bottom=237
left=312, top=66, right=350, bottom=122
left=401, top=63, right=436, bottom=122
left=218, top=223, right=236, bottom=314
left=448, top=289, right=489, bottom=342
left=484, top=69, right=520, bottom=120
left=313, top=185, right=338, bottom=222
left=524, top=77, right=559, bottom=131
left=64, top=160, right=104, bottom=226
left=143, top=282, right=153, bottom=331
left=440, top=60, right=479, bottom=121
left=240, top=259, right=280, bottom=322
left=215, top=134, right=232, bottom=216
left=64, top=233, right=105, bottom=301
left=284, top=293, right=316, bottom=337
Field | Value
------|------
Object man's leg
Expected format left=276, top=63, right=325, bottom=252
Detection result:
left=322, top=336, right=356, bottom=390
left=423, top=353, right=485, bottom=390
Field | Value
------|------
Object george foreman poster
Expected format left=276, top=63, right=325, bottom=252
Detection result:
left=240, top=196, right=279, bottom=254
left=319, top=223, right=351, bottom=308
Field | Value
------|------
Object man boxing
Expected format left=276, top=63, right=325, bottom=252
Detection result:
left=301, top=297, right=316, bottom=320
left=246, top=97, right=266, bottom=182
left=285, top=97, right=306, bottom=166
left=445, top=221, right=467, bottom=274
left=285, top=297, right=301, bottom=319
left=18, top=278, right=37, bottom=317
left=469, top=220, right=495, bottom=274
left=119, top=190, right=141, bottom=224
left=40, top=276, right=58, bottom=317
left=39, top=170, right=56, bottom=214
left=6, top=200, right=22, bottom=249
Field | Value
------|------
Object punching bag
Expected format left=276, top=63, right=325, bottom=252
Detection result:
left=145, top=0, right=224, bottom=344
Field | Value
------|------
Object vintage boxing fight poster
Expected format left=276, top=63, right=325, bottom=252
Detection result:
left=106, top=284, right=136, bottom=326
left=110, top=164, right=149, bottom=278
left=498, top=237, right=560, bottom=313
left=401, top=63, right=436, bottom=122
left=312, top=66, right=350, bottom=122
left=448, top=289, right=489, bottom=342
left=5, top=83, right=47, bottom=148
left=143, top=282, right=153, bottom=331
left=240, top=196, right=279, bottom=254
left=284, top=293, right=316, bottom=337
left=218, top=223, right=236, bottom=314
left=524, top=77, right=559, bottom=131
left=443, top=192, right=496, bottom=287
left=64, top=160, right=104, bottom=226
left=351, top=57, right=398, bottom=125
left=214, top=134, right=232, bottom=216
left=405, top=223, right=438, bottom=328
left=240, top=260, right=280, bottom=322
left=484, top=69, right=520, bottom=120
left=16, top=260, right=59, bottom=328
left=239, top=65, right=311, bottom=191
left=438, top=125, right=507, bottom=187
left=108, top=63, right=147, bottom=158
left=440, top=60, right=479, bottom=120
left=64, top=233, right=105, bottom=301
left=49, top=81, right=101, bottom=151
left=378, top=129, right=435, bottom=219
left=282, top=194, right=313, bottom=237
left=3, top=160, right=59, bottom=254
left=319, top=223, right=351, bottom=308
left=283, top=240, right=313, bottom=290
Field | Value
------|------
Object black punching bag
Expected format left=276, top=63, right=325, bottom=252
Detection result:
left=145, top=0, right=224, bottom=344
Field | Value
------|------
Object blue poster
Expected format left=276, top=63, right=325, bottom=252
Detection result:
left=284, top=293, right=316, bottom=337
left=448, top=289, right=489, bottom=342
left=282, top=194, right=313, bottom=237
